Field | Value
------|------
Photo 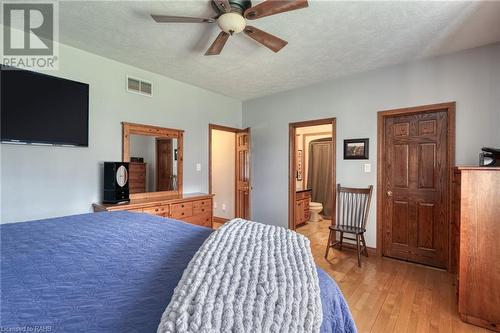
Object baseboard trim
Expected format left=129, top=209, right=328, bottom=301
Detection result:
left=213, top=216, right=230, bottom=224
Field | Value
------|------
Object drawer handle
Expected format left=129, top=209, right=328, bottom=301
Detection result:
left=181, top=212, right=184, bottom=216
left=181, top=204, right=185, bottom=208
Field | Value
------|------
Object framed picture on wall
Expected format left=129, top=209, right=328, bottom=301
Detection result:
left=344, top=138, right=369, bottom=160
left=296, top=149, right=303, bottom=181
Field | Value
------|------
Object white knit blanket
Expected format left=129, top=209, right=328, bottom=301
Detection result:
left=157, top=219, right=323, bottom=333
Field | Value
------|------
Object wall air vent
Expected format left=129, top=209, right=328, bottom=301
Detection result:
left=127, top=76, right=153, bottom=97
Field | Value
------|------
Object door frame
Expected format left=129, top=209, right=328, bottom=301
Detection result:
left=288, top=118, right=337, bottom=230
left=208, top=124, right=251, bottom=220
left=376, top=102, right=456, bottom=269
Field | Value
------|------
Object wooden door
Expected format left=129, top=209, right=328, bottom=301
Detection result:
left=235, top=129, right=250, bottom=219
left=156, top=139, right=174, bottom=191
left=382, top=111, right=449, bottom=268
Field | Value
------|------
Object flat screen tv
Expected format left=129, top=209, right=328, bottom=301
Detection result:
left=1, top=66, right=89, bottom=146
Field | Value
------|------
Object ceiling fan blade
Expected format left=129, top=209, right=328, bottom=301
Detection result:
left=205, top=32, right=230, bottom=56
left=212, top=0, right=231, bottom=13
left=244, top=0, right=308, bottom=20
left=151, top=15, right=216, bottom=23
left=243, top=26, right=288, bottom=53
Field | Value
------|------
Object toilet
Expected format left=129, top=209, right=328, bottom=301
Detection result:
left=309, top=202, right=323, bottom=222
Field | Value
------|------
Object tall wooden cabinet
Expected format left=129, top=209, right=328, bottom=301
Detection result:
left=128, top=162, right=147, bottom=194
left=453, top=167, right=500, bottom=332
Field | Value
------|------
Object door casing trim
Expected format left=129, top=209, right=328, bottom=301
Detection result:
left=288, top=117, right=337, bottom=231
left=208, top=124, right=251, bottom=220
left=209, top=124, right=240, bottom=219
left=376, top=102, right=456, bottom=271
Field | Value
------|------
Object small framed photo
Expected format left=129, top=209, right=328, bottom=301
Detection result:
left=344, top=138, right=369, bottom=160
left=296, top=150, right=303, bottom=181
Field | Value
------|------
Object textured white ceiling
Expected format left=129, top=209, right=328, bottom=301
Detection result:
left=59, top=1, right=500, bottom=100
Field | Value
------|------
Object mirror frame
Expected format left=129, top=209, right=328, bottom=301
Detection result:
left=122, top=122, right=184, bottom=199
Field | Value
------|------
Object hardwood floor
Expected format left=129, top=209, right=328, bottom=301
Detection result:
left=212, top=221, right=225, bottom=229
left=296, top=219, right=491, bottom=333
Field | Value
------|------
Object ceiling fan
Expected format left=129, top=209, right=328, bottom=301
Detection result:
left=151, top=0, right=308, bottom=55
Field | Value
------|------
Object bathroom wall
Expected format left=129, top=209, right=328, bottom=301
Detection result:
left=295, top=124, right=333, bottom=191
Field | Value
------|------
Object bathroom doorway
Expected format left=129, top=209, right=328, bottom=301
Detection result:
left=289, top=118, right=336, bottom=232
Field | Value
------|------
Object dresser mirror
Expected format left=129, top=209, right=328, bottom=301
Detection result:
left=122, top=122, right=183, bottom=199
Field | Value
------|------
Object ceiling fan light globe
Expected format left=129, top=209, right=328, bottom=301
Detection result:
left=217, top=12, right=246, bottom=34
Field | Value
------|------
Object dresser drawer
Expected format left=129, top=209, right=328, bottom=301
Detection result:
left=170, top=202, right=193, bottom=219
left=130, top=163, right=146, bottom=169
left=129, top=171, right=146, bottom=181
left=129, top=181, right=145, bottom=190
left=128, top=208, right=144, bottom=213
left=129, top=179, right=145, bottom=186
left=143, top=205, right=168, bottom=216
left=184, top=213, right=212, bottom=228
left=193, top=199, right=212, bottom=215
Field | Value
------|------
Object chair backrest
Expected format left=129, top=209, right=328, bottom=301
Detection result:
left=336, top=184, right=373, bottom=230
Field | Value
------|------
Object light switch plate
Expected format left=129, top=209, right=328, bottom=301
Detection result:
left=196, top=163, right=201, bottom=172
left=364, top=163, right=371, bottom=173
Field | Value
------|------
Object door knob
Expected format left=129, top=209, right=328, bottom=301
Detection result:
left=387, top=190, right=393, bottom=197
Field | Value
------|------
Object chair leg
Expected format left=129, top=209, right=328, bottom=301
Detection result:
left=361, top=234, right=368, bottom=257
left=325, top=230, right=333, bottom=258
left=356, top=234, right=361, bottom=267
left=339, top=232, right=344, bottom=251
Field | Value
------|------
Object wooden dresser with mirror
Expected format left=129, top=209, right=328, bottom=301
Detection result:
left=93, top=122, right=213, bottom=228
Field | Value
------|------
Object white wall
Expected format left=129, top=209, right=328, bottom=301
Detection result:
left=243, top=43, right=500, bottom=248
left=1, top=42, right=242, bottom=223
left=211, top=129, right=236, bottom=220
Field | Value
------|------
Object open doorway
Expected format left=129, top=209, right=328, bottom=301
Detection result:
left=289, top=118, right=336, bottom=236
left=209, top=124, right=251, bottom=228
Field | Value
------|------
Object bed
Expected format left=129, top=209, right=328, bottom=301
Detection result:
left=1, top=211, right=356, bottom=333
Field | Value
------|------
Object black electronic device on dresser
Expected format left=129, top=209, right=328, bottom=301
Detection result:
left=103, top=162, right=130, bottom=204
left=479, top=147, right=500, bottom=166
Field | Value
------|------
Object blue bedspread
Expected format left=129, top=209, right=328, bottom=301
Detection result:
left=1, top=212, right=356, bottom=333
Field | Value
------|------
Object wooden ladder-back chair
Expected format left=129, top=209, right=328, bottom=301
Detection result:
left=325, top=184, right=373, bottom=267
